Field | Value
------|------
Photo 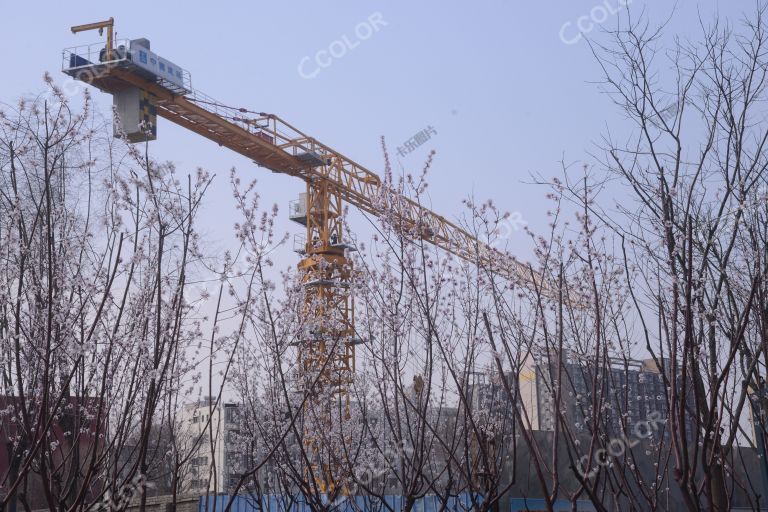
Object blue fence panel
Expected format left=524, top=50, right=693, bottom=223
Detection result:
left=199, top=493, right=484, bottom=512
left=510, top=498, right=596, bottom=511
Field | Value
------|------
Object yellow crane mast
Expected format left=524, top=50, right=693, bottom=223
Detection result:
left=62, top=21, right=542, bottom=493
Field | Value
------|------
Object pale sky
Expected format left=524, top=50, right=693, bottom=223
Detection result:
left=0, top=0, right=750, bottom=281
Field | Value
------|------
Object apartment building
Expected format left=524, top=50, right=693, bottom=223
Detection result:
left=178, top=399, right=244, bottom=494
left=468, top=351, right=696, bottom=439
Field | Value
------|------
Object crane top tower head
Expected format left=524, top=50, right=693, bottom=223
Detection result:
left=70, top=18, right=114, bottom=58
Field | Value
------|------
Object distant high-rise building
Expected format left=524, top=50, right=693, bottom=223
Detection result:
left=469, top=351, right=696, bottom=439
left=520, top=350, right=696, bottom=439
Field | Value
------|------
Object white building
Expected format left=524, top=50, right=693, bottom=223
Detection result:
left=177, top=399, right=244, bottom=494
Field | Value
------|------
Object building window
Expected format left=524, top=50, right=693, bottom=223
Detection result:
left=225, top=407, right=240, bottom=424
left=191, top=456, right=209, bottom=466
left=225, top=451, right=243, bottom=470
left=227, top=475, right=242, bottom=489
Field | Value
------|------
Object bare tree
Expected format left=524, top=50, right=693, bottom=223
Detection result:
left=0, top=79, right=219, bottom=511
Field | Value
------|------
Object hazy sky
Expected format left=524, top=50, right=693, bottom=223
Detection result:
left=0, top=0, right=752, bottom=275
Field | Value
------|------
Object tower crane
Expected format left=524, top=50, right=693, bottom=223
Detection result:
left=62, top=20, right=544, bottom=493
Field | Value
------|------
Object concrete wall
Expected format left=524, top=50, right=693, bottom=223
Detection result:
left=124, top=494, right=199, bottom=512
